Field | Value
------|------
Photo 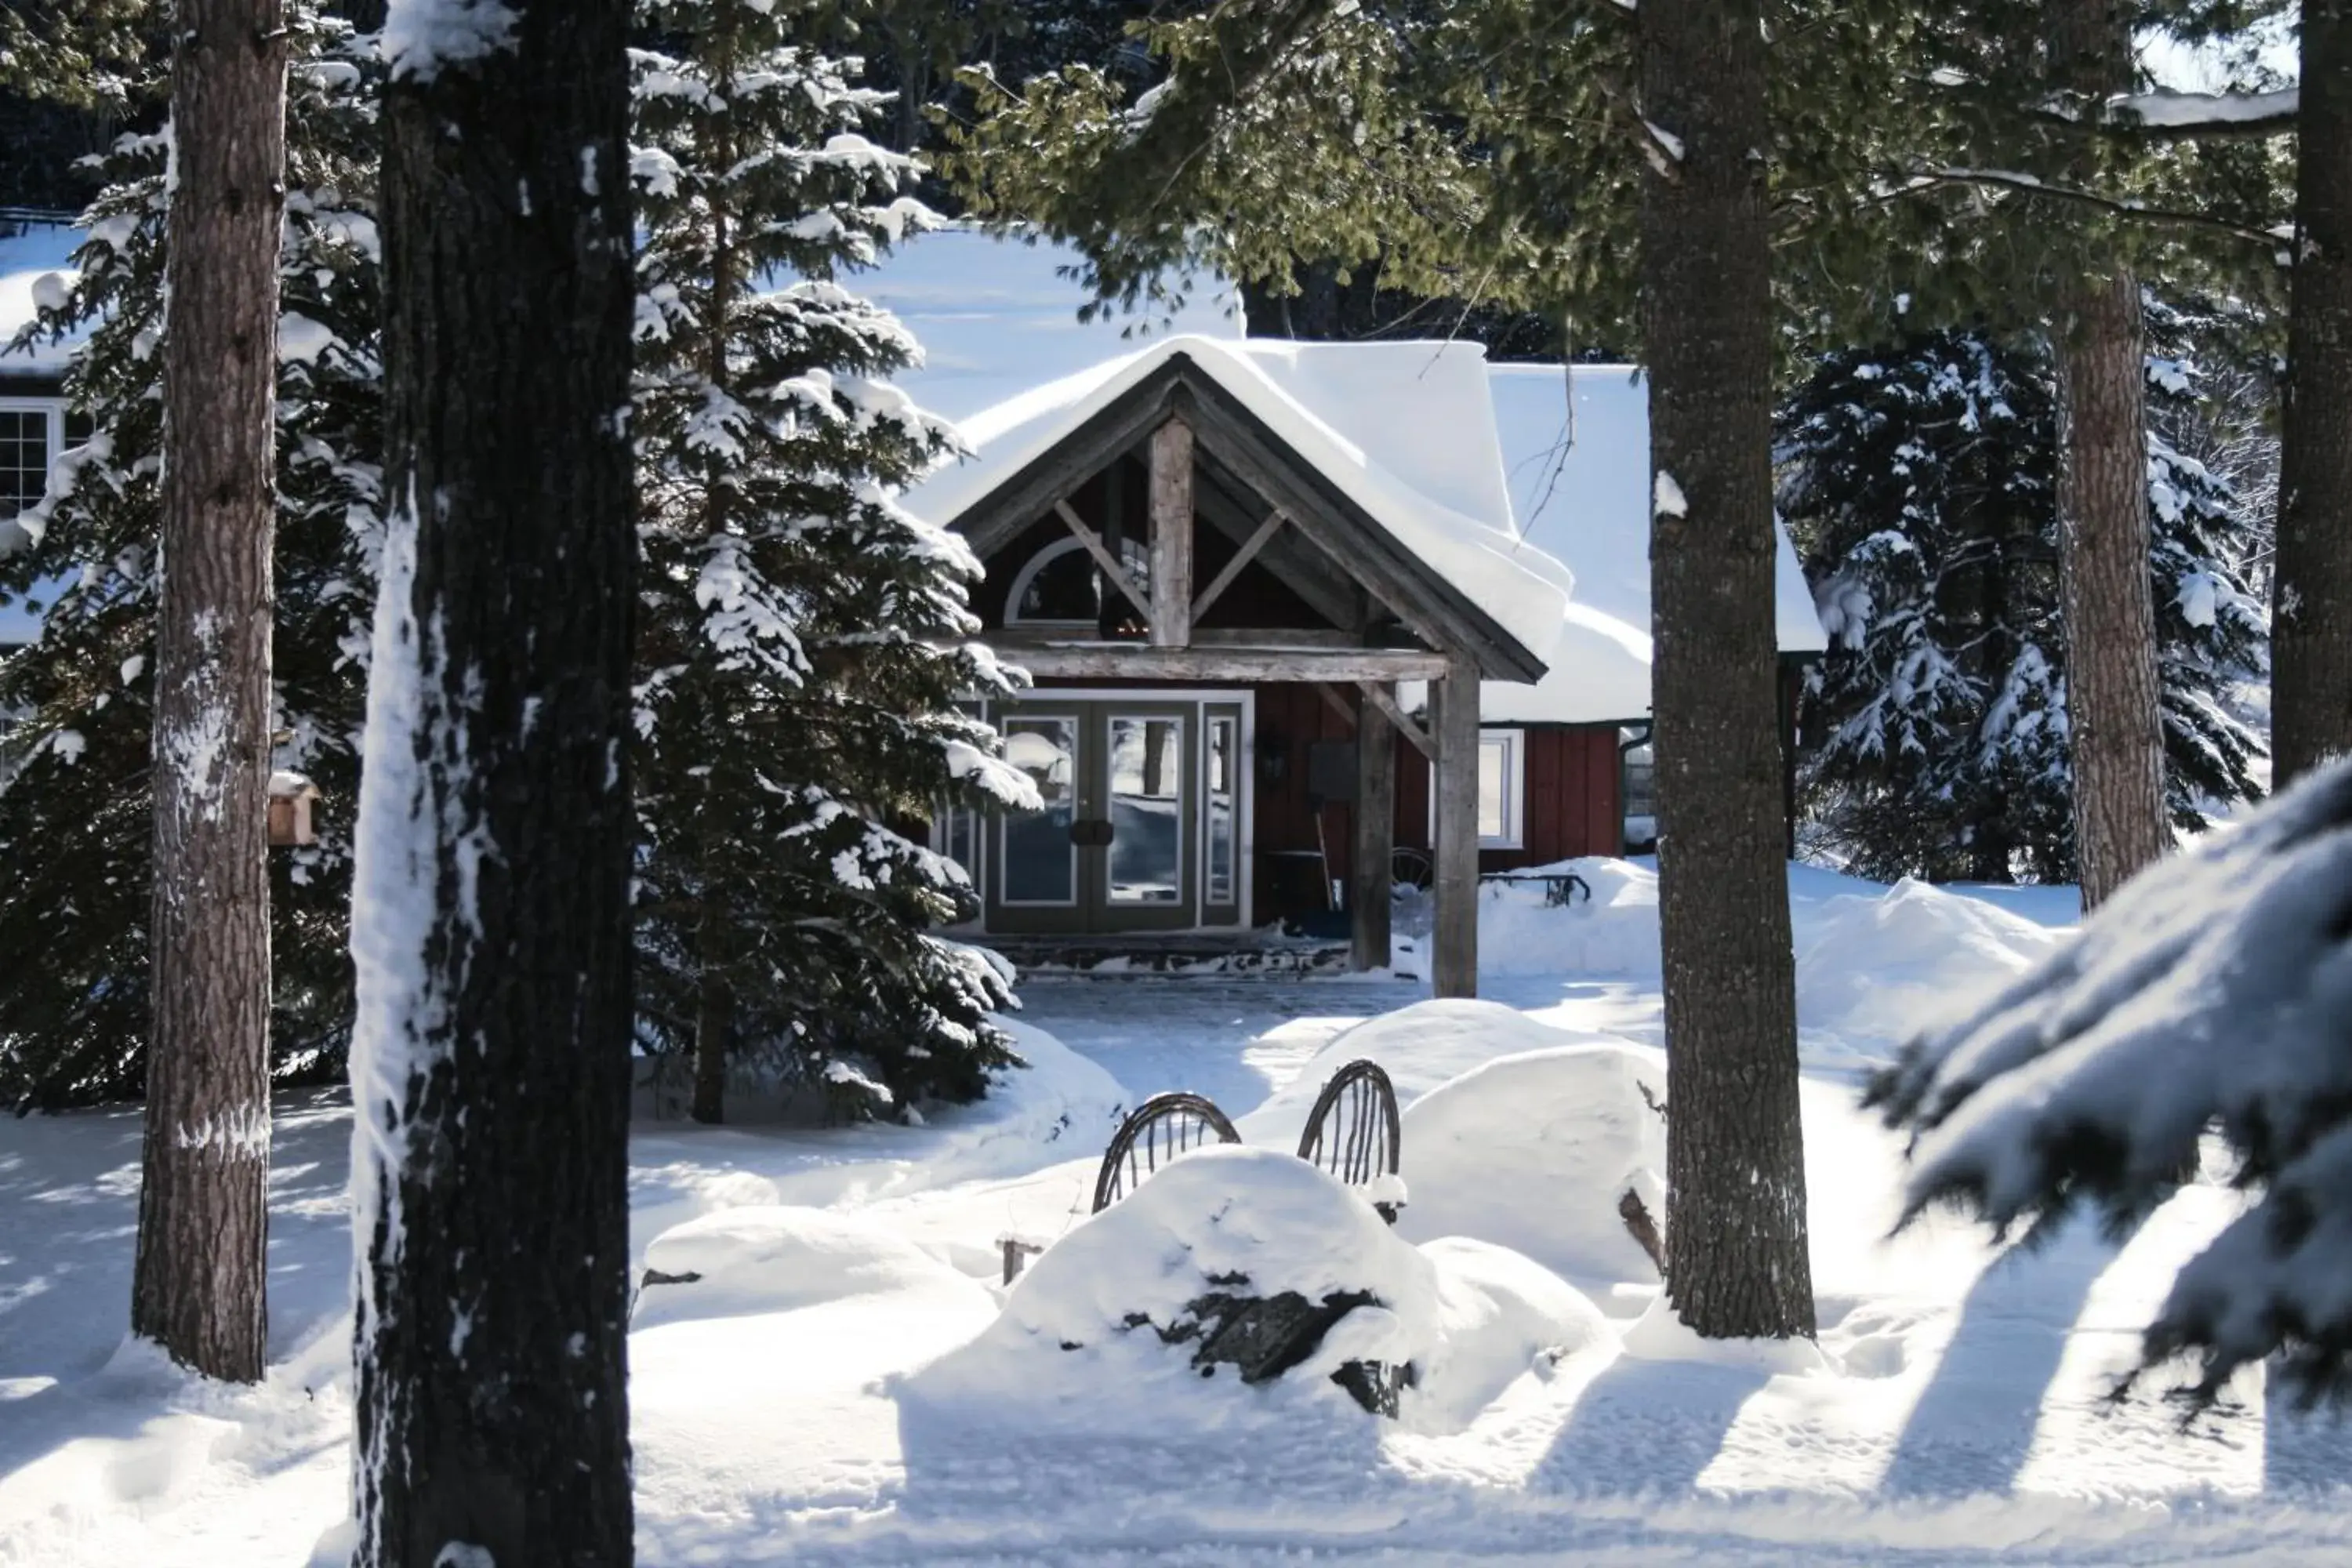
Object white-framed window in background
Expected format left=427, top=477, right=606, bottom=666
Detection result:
left=1429, top=728, right=1525, bottom=851
left=0, top=399, right=67, bottom=523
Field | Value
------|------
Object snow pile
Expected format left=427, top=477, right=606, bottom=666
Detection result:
left=1410, top=1236, right=1617, bottom=1429
left=633, top=1204, right=981, bottom=1330
left=904, top=1143, right=1614, bottom=1435
left=1620, top=1294, right=1832, bottom=1375
left=1239, top=997, right=1642, bottom=1144
left=910, top=1145, right=1434, bottom=1424
left=1396, top=1044, right=1668, bottom=1288
left=1473, top=858, right=1664, bottom=979
left=915, top=1015, right=1130, bottom=1182
left=1794, top=877, right=2071, bottom=1049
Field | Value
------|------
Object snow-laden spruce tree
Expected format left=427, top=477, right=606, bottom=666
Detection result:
left=1780, top=328, right=2265, bottom=885
left=0, top=7, right=380, bottom=1110
left=1869, top=753, right=2352, bottom=1408
left=630, top=0, right=1033, bottom=1123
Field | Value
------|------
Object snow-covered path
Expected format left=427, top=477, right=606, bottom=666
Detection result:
left=2, top=864, right=2347, bottom=1566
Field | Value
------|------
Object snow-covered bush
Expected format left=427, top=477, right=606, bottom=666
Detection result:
left=1780, top=328, right=2265, bottom=886
left=1868, top=757, right=2352, bottom=1407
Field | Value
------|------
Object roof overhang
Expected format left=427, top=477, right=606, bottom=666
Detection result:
left=928, top=351, right=1552, bottom=685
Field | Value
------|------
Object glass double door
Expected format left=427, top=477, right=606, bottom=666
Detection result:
left=988, top=699, right=1243, bottom=933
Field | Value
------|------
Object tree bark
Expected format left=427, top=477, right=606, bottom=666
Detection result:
left=2274, top=0, right=2352, bottom=784
left=2047, top=0, right=2168, bottom=909
left=351, top=3, right=637, bottom=1563
left=132, top=0, right=287, bottom=1386
left=1639, top=0, right=1817, bottom=1341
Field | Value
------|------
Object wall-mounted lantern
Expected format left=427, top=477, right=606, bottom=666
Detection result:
left=268, top=770, right=320, bottom=848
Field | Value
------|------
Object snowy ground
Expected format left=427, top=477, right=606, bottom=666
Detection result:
left=3, top=859, right=2348, bottom=1566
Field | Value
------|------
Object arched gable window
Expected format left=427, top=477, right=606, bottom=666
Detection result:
left=1003, top=532, right=1153, bottom=629
left=1003, top=537, right=1099, bottom=627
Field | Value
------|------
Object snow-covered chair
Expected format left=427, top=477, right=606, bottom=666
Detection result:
left=1296, top=1059, right=1403, bottom=1224
left=1091, top=1092, right=1243, bottom=1214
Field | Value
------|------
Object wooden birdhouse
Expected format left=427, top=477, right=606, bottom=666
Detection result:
left=267, top=770, right=320, bottom=848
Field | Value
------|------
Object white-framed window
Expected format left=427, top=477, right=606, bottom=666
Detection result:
left=0, top=398, right=67, bottom=522
left=1621, top=729, right=1656, bottom=851
left=1430, top=727, right=1525, bottom=850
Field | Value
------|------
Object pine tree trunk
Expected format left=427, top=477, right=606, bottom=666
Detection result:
left=132, top=0, right=288, bottom=1386
left=2274, top=0, right=2352, bottom=785
left=351, top=4, right=637, bottom=1563
left=1638, top=0, right=1816, bottom=1341
left=2047, top=0, right=2168, bottom=909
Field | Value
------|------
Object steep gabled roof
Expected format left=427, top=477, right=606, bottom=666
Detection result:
left=903, top=333, right=1573, bottom=678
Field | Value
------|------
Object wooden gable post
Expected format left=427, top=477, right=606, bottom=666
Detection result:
left=1432, top=652, right=1481, bottom=997
left=1148, top=416, right=1195, bottom=646
left=1351, top=682, right=1396, bottom=971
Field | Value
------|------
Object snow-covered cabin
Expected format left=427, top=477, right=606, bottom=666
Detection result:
left=877, top=231, right=1827, bottom=992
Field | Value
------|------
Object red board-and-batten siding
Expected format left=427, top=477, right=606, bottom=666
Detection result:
left=1033, top=677, right=1624, bottom=920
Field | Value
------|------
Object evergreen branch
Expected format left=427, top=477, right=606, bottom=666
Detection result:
left=1888, top=169, right=2286, bottom=253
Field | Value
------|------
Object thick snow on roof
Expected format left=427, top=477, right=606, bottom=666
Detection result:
left=905, top=331, right=1574, bottom=663
left=849, top=226, right=1240, bottom=426
left=0, top=221, right=85, bottom=378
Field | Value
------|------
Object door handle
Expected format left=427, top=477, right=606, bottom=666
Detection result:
left=1066, top=818, right=1116, bottom=848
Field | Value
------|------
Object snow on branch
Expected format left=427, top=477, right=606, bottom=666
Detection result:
left=2104, top=88, right=2299, bottom=140
left=383, top=0, right=517, bottom=84
left=1868, top=758, right=2352, bottom=1406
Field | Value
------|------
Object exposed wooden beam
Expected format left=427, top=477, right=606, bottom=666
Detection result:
left=1432, top=653, right=1481, bottom=999
left=1356, top=678, right=1434, bottom=760
left=1191, top=626, right=1355, bottom=648
left=1009, top=645, right=1449, bottom=683
left=1351, top=682, right=1396, bottom=973
left=1148, top=417, right=1195, bottom=647
left=1192, top=506, right=1287, bottom=622
left=1053, top=498, right=1151, bottom=620
left=1192, top=456, right=1361, bottom=632
left=956, top=377, right=1179, bottom=558
left=1312, top=681, right=1358, bottom=727
left=1176, top=375, right=1548, bottom=684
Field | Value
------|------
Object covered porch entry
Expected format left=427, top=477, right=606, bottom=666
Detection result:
left=910, top=339, right=1566, bottom=997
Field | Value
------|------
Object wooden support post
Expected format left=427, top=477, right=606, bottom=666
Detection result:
left=1149, top=416, right=1195, bottom=646
left=1352, top=683, right=1396, bottom=973
left=1432, top=653, right=1481, bottom=998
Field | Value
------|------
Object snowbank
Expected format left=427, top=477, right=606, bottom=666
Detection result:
left=1472, top=858, right=1664, bottom=980
left=915, top=1015, right=1130, bottom=1178
left=1794, top=877, right=2070, bottom=1048
left=1413, top=1236, right=1617, bottom=1429
left=1396, top=1044, right=1668, bottom=1289
left=1240, top=998, right=1642, bottom=1146
left=633, top=1204, right=986, bottom=1330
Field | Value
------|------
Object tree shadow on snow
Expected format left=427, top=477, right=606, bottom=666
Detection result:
left=851, top=1335, right=1410, bottom=1564
left=1877, top=1218, right=2111, bottom=1500
left=1524, top=1352, right=1773, bottom=1499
